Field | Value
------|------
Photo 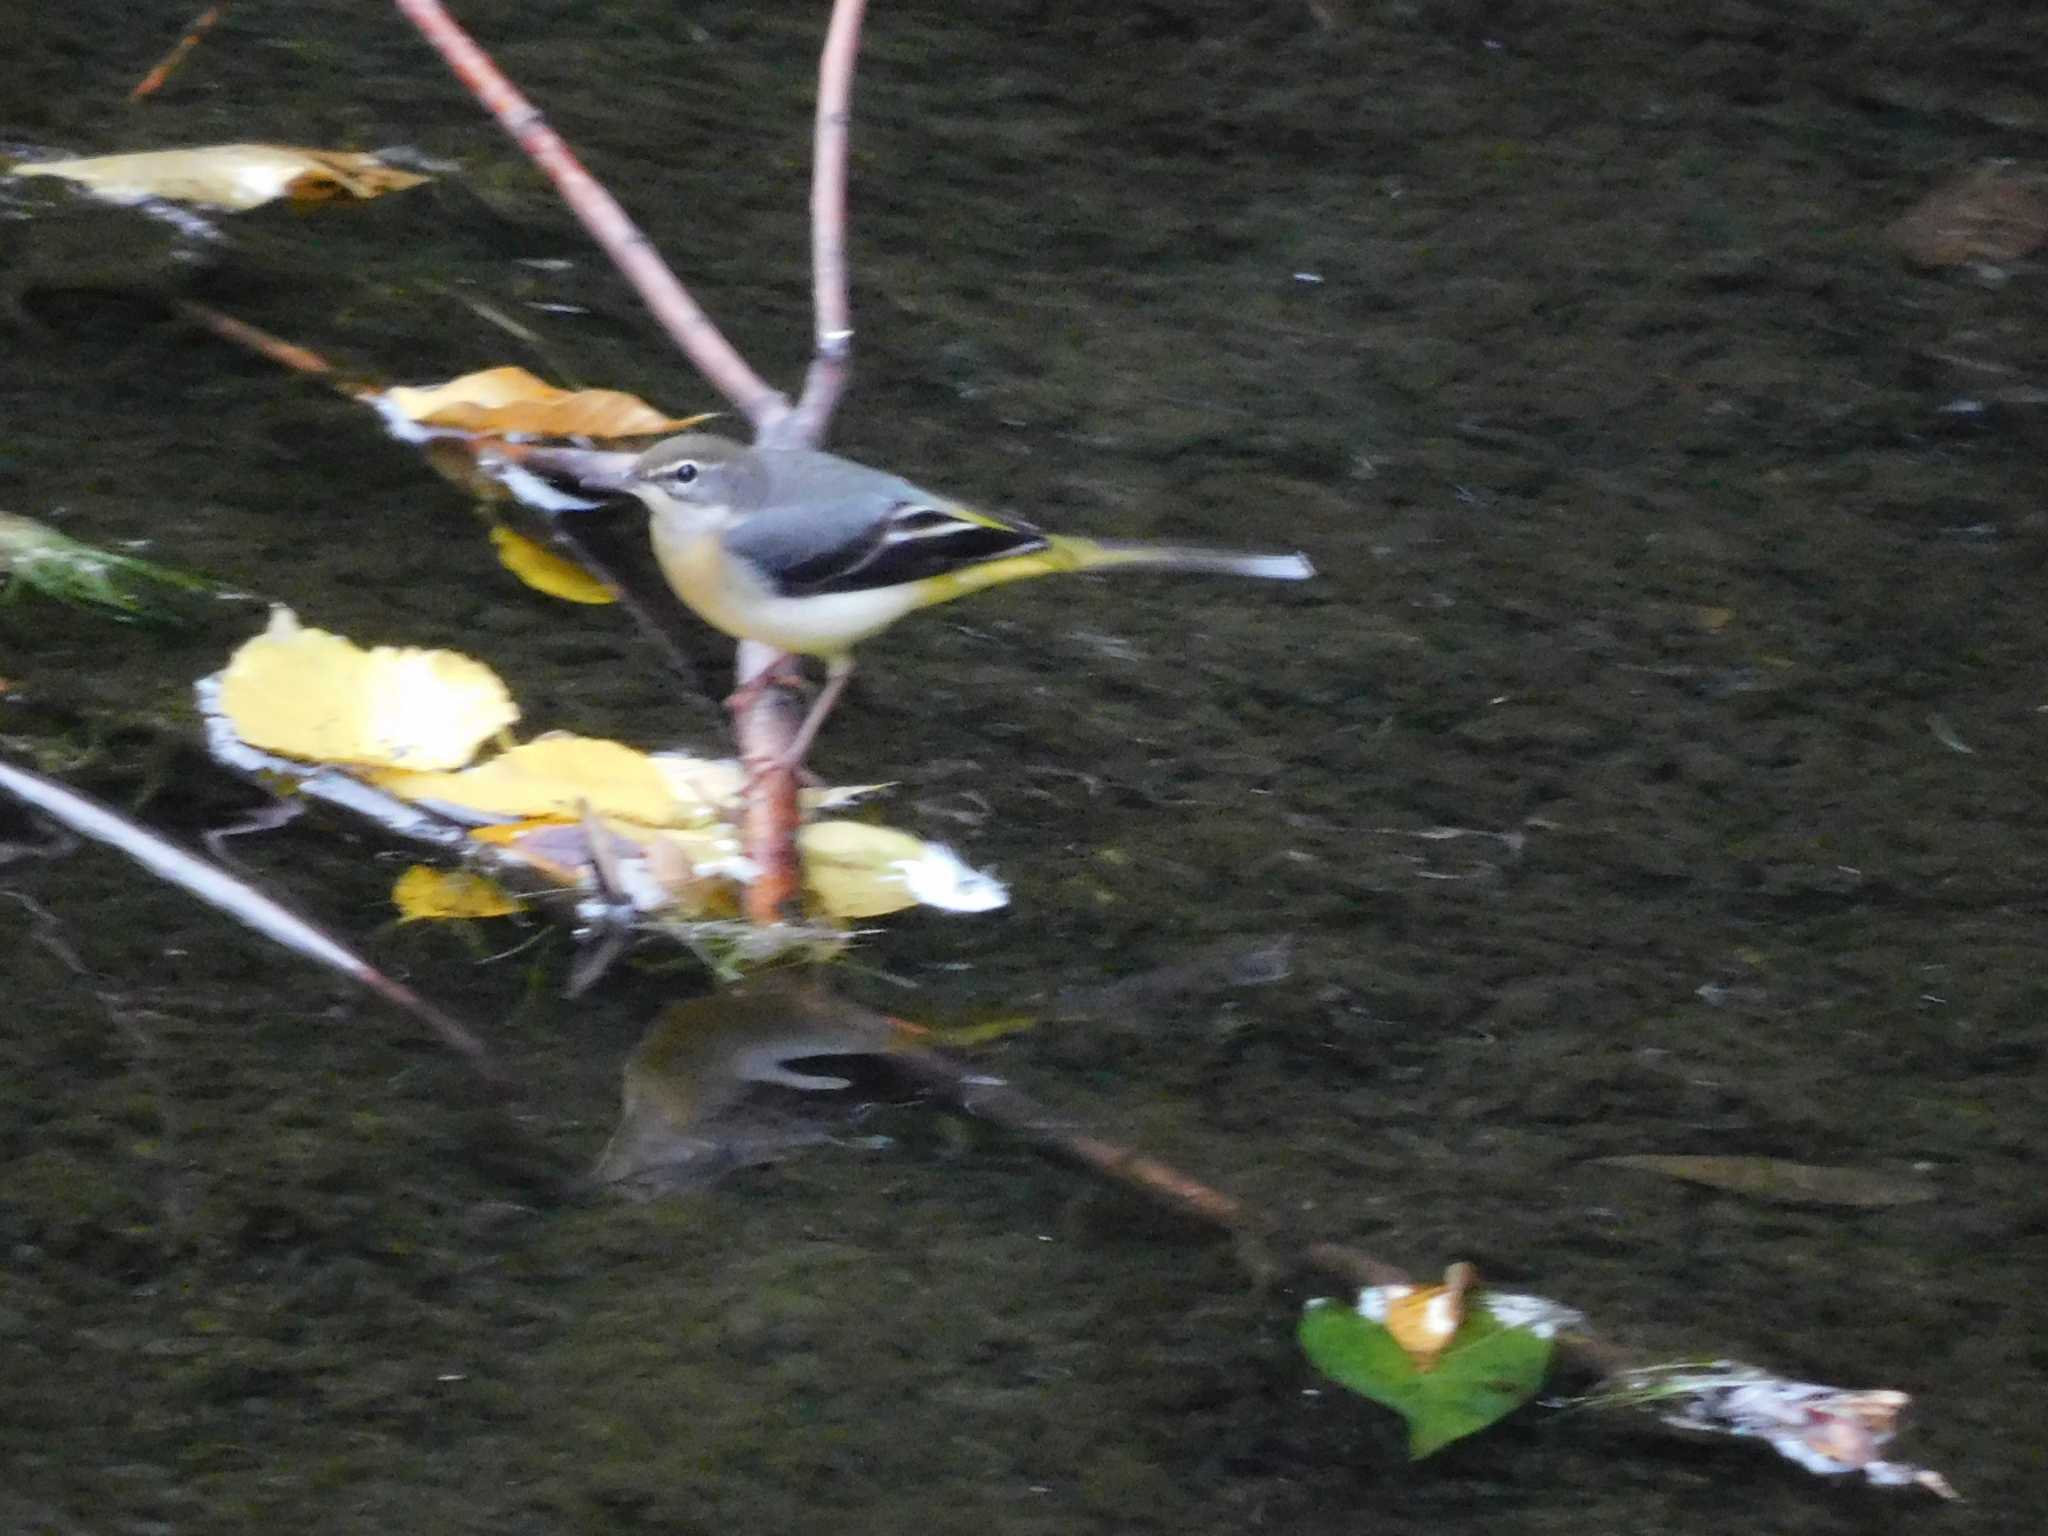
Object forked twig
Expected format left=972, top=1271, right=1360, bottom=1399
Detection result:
left=393, top=0, right=876, bottom=922
left=777, top=0, right=867, bottom=449
left=391, top=0, right=788, bottom=432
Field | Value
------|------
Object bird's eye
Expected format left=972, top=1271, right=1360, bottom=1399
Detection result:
left=665, top=462, right=700, bottom=486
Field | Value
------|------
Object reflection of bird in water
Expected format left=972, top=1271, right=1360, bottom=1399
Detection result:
left=588, top=974, right=920, bottom=1195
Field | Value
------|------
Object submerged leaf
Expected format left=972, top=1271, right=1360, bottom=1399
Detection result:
left=1887, top=162, right=2048, bottom=269
left=1300, top=1277, right=1562, bottom=1458
left=0, top=510, right=219, bottom=623
left=489, top=527, right=614, bottom=604
left=12, top=144, right=428, bottom=211
left=1594, top=1155, right=1937, bottom=1207
left=380, top=366, right=710, bottom=439
left=391, top=865, right=522, bottom=922
left=217, top=607, right=517, bottom=770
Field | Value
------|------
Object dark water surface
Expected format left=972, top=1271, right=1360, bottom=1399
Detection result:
left=3, top=2, right=2044, bottom=1530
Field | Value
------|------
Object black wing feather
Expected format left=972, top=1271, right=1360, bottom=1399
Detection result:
left=774, top=505, right=1048, bottom=596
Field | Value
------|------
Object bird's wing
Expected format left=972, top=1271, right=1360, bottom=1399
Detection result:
left=731, top=496, right=1050, bottom=597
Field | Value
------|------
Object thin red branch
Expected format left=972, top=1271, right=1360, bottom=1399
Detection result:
left=391, top=0, right=788, bottom=433
left=730, top=643, right=807, bottom=922
left=176, top=300, right=337, bottom=377
left=130, top=3, right=228, bottom=101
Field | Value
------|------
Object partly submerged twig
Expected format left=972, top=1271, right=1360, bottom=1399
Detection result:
left=887, top=1042, right=1408, bottom=1288
left=884, top=1037, right=1950, bottom=1495
left=130, top=2, right=229, bottom=102
left=176, top=298, right=335, bottom=376
left=0, top=754, right=508, bottom=1089
left=391, top=0, right=786, bottom=432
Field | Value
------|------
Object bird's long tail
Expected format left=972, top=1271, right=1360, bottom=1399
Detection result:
left=1060, top=537, right=1316, bottom=581
left=916, top=534, right=1314, bottom=605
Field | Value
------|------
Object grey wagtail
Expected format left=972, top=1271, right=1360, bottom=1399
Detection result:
left=610, top=432, right=1315, bottom=763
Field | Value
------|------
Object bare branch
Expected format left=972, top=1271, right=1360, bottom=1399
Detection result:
left=778, top=0, right=869, bottom=449
left=392, top=0, right=789, bottom=432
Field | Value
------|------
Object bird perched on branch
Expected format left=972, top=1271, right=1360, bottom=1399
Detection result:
left=609, top=432, right=1314, bottom=764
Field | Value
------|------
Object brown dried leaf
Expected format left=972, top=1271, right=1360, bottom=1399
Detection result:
left=1595, top=1154, right=1936, bottom=1207
left=12, top=144, right=428, bottom=211
left=380, top=366, right=710, bottom=439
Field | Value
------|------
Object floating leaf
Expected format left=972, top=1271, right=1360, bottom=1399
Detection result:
left=371, top=734, right=683, bottom=825
left=1300, top=1277, right=1559, bottom=1458
left=652, top=756, right=886, bottom=822
left=379, top=366, right=710, bottom=439
left=1571, top=1361, right=1956, bottom=1498
left=12, top=144, right=428, bottom=211
left=800, top=820, right=1008, bottom=918
left=391, top=865, right=522, bottom=922
left=1593, top=1155, right=1937, bottom=1208
left=217, top=607, right=517, bottom=770
left=489, top=527, right=615, bottom=604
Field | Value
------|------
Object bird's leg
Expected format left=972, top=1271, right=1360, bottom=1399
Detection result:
left=780, top=655, right=855, bottom=773
left=727, top=653, right=852, bottom=789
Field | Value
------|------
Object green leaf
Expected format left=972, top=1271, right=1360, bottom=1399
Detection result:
left=1298, top=1295, right=1554, bottom=1458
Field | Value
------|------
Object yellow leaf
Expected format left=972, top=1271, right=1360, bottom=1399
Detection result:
left=12, top=144, right=428, bottom=211
left=391, top=866, right=522, bottom=922
left=370, top=734, right=682, bottom=824
left=216, top=608, right=517, bottom=770
left=802, top=822, right=1006, bottom=917
left=379, top=366, right=712, bottom=439
left=489, top=528, right=615, bottom=604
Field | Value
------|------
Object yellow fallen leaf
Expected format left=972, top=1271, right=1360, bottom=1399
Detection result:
left=380, top=366, right=712, bottom=439
left=371, top=734, right=681, bottom=824
left=12, top=144, right=428, bottom=211
left=489, top=527, right=615, bottom=604
left=799, top=820, right=953, bottom=918
left=646, top=755, right=887, bottom=823
left=217, top=607, right=517, bottom=770
left=392, top=865, right=523, bottom=922
left=1594, top=1155, right=1937, bottom=1207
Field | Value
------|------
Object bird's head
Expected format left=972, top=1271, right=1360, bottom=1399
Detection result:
left=625, top=433, right=764, bottom=533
